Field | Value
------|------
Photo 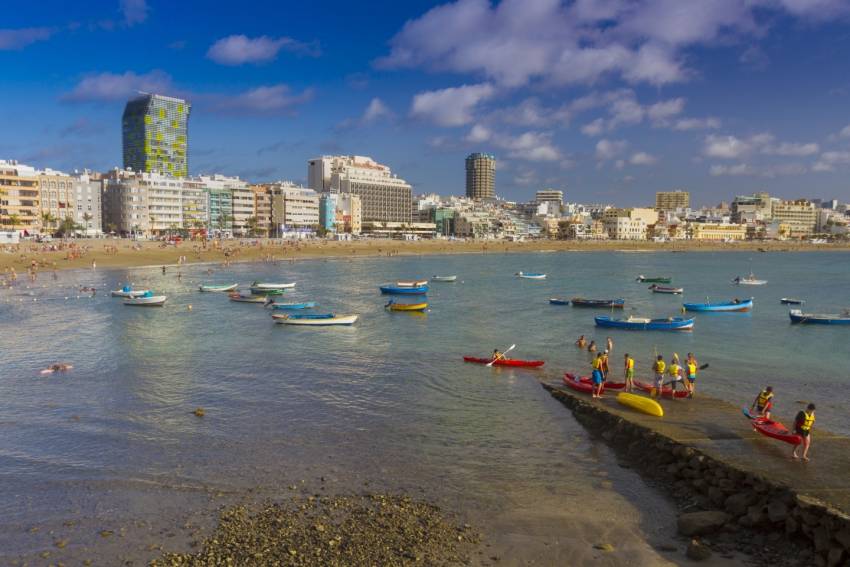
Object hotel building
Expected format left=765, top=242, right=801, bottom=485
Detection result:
left=122, top=94, right=190, bottom=178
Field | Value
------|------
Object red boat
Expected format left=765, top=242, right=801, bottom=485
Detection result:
left=578, top=376, right=626, bottom=389
left=633, top=380, right=690, bottom=399
left=564, top=373, right=626, bottom=393
left=463, top=356, right=545, bottom=368
left=744, top=408, right=802, bottom=445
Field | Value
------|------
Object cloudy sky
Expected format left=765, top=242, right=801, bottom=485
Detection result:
left=3, top=0, right=850, bottom=204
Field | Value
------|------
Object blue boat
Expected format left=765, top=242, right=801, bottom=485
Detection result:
left=594, top=315, right=695, bottom=331
left=380, top=284, right=428, bottom=295
left=549, top=298, right=569, bottom=305
left=789, top=309, right=850, bottom=325
left=683, top=298, right=753, bottom=312
left=269, top=301, right=317, bottom=310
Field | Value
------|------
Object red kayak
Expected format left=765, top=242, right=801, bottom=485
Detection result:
left=463, top=356, right=545, bottom=368
left=563, top=373, right=594, bottom=394
left=634, top=380, right=690, bottom=399
left=743, top=408, right=802, bottom=445
left=579, top=376, right=626, bottom=390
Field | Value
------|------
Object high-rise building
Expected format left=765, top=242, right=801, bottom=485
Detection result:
left=465, top=153, right=495, bottom=200
left=772, top=199, right=817, bottom=238
left=307, top=155, right=411, bottom=223
left=0, top=160, right=40, bottom=234
left=535, top=189, right=563, bottom=206
left=655, top=190, right=690, bottom=211
left=122, top=93, right=190, bottom=178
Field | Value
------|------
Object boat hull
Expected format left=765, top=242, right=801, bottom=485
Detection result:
left=269, top=302, right=317, bottom=310
left=380, top=285, right=428, bottom=295
left=274, top=314, right=358, bottom=326
left=111, top=289, right=149, bottom=298
left=549, top=298, right=569, bottom=305
left=633, top=380, right=690, bottom=399
left=229, top=294, right=268, bottom=303
left=199, top=284, right=238, bottom=292
left=780, top=298, right=804, bottom=305
left=649, top=286, right=683, bottom=294
left=617, top=392, right=664, bottom=417
left=251, top=282, right=296, bottom=290
left=789, top=309, right=850, bottom=324
left=637, top=277, right=671, bottom=283
left=123, top=296, right=167, bottom=306
left=463, top=356, right=545, bottom=368
left=432, top=275, right=457, bottom=282
left=571, top=298, right=625, bottom=308
left=683, top=298, right=753, bottom=312
left=517, top=272, right=546, bottom=279
left=595, top=316, right=694, bottom=331
left=387, top=302, right=428, bottom=312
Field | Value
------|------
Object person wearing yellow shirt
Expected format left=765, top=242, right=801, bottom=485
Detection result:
left=667, top=356, right=686, bottom=397
left=591, top=353, right=605, bottom=399
left=623, top=353, right=635, bottom=392
left=685, top=353, right=699, bottom=398
left=652, top=355, right=666, bottom=396
left=793, top=404, right=816, bottom=461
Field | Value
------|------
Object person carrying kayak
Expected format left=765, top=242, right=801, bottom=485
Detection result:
left=591, top=353, right=605, bottom=399
left=792, top=403, right=816, bottom=461
left=685, top=353, right=698, bottom=398
left=751, top=387, right=774, bottom=420
left=652, top=355, right=666, bottom=397
left=623, top=353, right=635, bottom=392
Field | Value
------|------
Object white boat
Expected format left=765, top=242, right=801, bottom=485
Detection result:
left=250, top=281, right=296, bottom=290
left=273, top=313, right=359, bottom=326
left=123, top=295, right=167, bottom=306
left=733, top=273, right=767, bottom=286
left=111, top=288, right=149, bottom=298
left=199, top=283, right=238, bottom=292
left=396, top=280, right=429, bottom=287
left=516, top=272, right=546, bottom=280
left=431, top=275, right=457, bottom=282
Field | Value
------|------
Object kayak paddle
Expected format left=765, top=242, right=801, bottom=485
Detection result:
left=487, top=344, right=516, bottom=367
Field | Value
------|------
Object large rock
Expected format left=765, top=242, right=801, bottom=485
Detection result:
left=725, top=492, right=756, bottom=517
left=678, top=511, right=731, bottom=536
left=767, top=500, right=789, bottom=523
left=814, top=525, right=832, bottom=552
left=827, top=546, right=846, bottom=567
left=834, top=527, right=850, bottom=549
left=686, top=539, right=712, bottom=561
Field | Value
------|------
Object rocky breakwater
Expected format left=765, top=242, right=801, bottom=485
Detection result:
left=543, top=384, right=850, bottom=567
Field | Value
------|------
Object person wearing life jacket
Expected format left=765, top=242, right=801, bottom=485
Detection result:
left=591, top=353, right=605, bottom=399
left=667, top=356, right=685, bottom=396
left=623, top=353, right=635, bottom=392
left=652, top=355, right=666, bottom=397
left=793, top=403, right=816, bottom=461
left=751, top=387, right=774, bottom=420
left=600, top=350, right=610, bottom=380
left=491, top=349, right=505, bottom=362
left=685, top=353, right=698, bottom=398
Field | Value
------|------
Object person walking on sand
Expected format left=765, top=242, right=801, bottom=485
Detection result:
left=652, top=355, right=666, bottom=397
left=685, top=353, right=698, bottom=397
left=751, top=386, right=774, bottom=420
left=624, top=353, right=635, bottom=392
left=591, top=353, right=605, bottom=398
left=792, top=403, right=816, bottom=461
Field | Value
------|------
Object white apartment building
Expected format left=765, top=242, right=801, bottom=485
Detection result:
left=307, top=155, right=412, bottom=223
left=231, top=187, right=256, bottom=236
left=268, top=182, right=320, bottom=234
left=604, top=216, right=647, bottom=240
left=71, top=171, right=103, bottom=234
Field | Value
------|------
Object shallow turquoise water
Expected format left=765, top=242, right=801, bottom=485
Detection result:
left=0, top=250, right=847, bottom=561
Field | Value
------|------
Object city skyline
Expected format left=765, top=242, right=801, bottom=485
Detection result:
left=3, top=0, right=850, bottom=205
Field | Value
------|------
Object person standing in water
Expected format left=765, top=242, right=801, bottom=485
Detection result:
left=606, top=337, right=614, bottom=352
left=793, top=404, right=816, bottom=461
left=685, top=353, right=698, bottom=397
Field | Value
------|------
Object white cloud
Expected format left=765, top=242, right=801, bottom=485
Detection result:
left=362, top=98, right=393, bottom=122
left=465, top=124, right=492, bottom=143
left=499, top=131, right=561, bottom=161
left=63, top=70, right=173, bottom=102
left=710, top=162, right=807, bottom=177
left=120, top=0, right=148, bottom=26
left=839, top=124, right=850, bottom=138
left=500, top=98, right=571, bottom=127
left=673, top=117, right=721, bottom=130
left=595, top=139, right=628, bottom=160
left=212, top=85, right=314, bottom=114
left=0, top=27, right=53, bottom=50
left=761, top=141, right=819, bottom=156
left=207, top=35, right=318, bottom=65
left=581, top=118, right=606, bottom=136
left=812, top=150, right=850, bottom=172
left=410, top=83, right=495, bottom=126
left=630, top=151, right=658, bottom=165
left=704, top=134, right=753, bottom=159
left=647, top=97, right=685, bottom=123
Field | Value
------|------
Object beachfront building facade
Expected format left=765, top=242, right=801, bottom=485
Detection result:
left=268, top=182, right=320, bottom=236
left=122, top=94, right=191, bottom=178
left=102, top=170, right=151, bottom=236
left=772, top=199, right=817, bottom=238
left=603, top=216, right=647, bottom=240
left=731, top=192, right=773, bottom=222
left=535, top=189, right=563, bottom=207
left=0, top=160, right=41, bottom=234
left=320, top=192, right=362, bottom=234
left=655, top=190, right=690, bottom=212
left=465, top=153, right=496, bottom=200
left=307, top=155, right=412, bottom=224
left=231, top=187, right=256, bottom=237
left=251, top=185, right=273, bottom=237
left=71, top=172, right=103, bottom=235
left=688, top=222, right=747, bottom=241
left=37, top=169, right=74, bottom=233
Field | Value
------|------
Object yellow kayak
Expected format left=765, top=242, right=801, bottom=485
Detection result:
left=386, top=302, right=428, bottom=312
left=616, top=392, right=664, bottom=417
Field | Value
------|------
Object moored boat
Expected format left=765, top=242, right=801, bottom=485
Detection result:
left=380, top=284, right=428, bottom=295
left=273, top=313, right=359, bottom=326
left=636, top=275, right=671, bottom=283
left=743, top=410, right=802, bottom=445
left=199, top=283, right=238, bottom=292
left=248, top=288, right=285, bottom=296
left=733, top=273, right=767, bottom=285
left=789, top=309, right=850, bottom=325
left=571, top=298, right=625, bottom=308
left=123, top=292, right=166, bottom=306
left=595, top=315, right=694, bottom=331
left=549, top=298, right=569, bottom=305
left=396, top=280, right=429, bottom=287
left=386, top=300, right=428, bottom=312
left=229, top=293, right=269, bottom=303
left=683, top=297, right=753, bottom=312
left=250, top=281, right=296, bottom=291
left=268, top=301, right=317, bottom=310
left=780, top=298, right=804, bottom=305
left=431, top=275, right=457, bottom=282
left=649, top=284, right=683, bottom=295
left=463, top=356, right=545, bottom=368
left=111, top=287, right=149, bottom=298
left=516, top=272, right=546, bottom=279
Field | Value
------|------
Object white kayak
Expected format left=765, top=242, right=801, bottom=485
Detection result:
left=432, top=275, right=457, bottom=282
left=273, top=313, right=358, bottom=326
left=123, top=295, right=167, bottom=306
left=199, top=283, right=238, bottom=292
left=111, top=289, right=149, bottom=298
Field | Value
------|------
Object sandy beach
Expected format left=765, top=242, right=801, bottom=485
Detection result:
left=2, top=237, right=848, bottom=274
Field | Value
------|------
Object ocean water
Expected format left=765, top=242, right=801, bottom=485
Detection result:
left=0, top=250, right=847, bottom=563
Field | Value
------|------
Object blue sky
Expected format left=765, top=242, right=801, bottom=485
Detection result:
left=3, top=0, right=850, bottom=205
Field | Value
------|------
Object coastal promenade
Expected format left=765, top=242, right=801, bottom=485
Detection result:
left=543, top=382, right=850, bottom=564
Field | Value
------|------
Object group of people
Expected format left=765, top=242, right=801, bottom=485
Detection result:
left=652, top=353, right=699, bottom=398
left=749, top=387, right=817, bottom=461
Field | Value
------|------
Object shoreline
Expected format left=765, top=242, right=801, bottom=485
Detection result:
left=3, top=238, right=849, bottom=274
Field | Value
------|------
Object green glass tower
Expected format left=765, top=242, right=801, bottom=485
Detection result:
left=122, top=94, right=190, bottom=177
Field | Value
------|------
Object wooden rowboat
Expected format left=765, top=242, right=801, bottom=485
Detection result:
left=199, top=283, right=238, bottom=292
left=123, top=295, right=167, bottom=306
left=386, top=301, right=428, bottom=312
left=273, top=313, right=359, bottom=326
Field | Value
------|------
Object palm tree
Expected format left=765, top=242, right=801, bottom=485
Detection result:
left=41, top=212, right=56, bottom=233
left=82, top=212, right=93, bottom=230
left=7, top=214, right=21, bottom=230
left=246, top=216, right=259, bottom=237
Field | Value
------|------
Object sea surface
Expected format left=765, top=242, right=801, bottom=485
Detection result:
left=1, top=250, right=847, bottom=564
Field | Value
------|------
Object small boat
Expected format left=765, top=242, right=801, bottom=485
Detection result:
left=229, top=293, right=269, bottom=303
left=463, top=356, right=545, bottom=368
left=577, top=375, right=626, bottom=390
left=683, top=298, right=753, bottom=312
left=636, top=275, right=671, bottom=283
left=380, top=284, right=428, bottom=295
left=431, top=275, right=457, bottom=282
left=248, top=288, right=285, bottom=296
left=250, top=281, right=296, bottom=291
left=396, top=280, right=429, bottom=287
left=633, top=380, right=689, bottom=399
left=733, top=273, right=767, bottom=285
left=595, top=315, right=694, bottom=331
left=743, top=409, right=802, bottom=445
left=549, top=298, right=570, bottom=305
left=123, top=292, right=166, bottom=306
left=273, top=313, right=359, bottom=326
left=562, top=373, right=595, bottom=394
left=268, top=301, right=317, bottom=310
left=780, top=298, right=804, bottom=305
left=386, top=301, right=428, bottom=312
left=649, top=284, right=683, bottom=295
left=789, top=309, right=850, bottom=325
left=516, top=272, right=546, bottom=279
left=198, top=283, right=238, bottom=292
left=617, top=392, right=664, bottom=417
left=571, top=298, right=625, bottom=308
left=111, top=287, right=149, bottom=298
